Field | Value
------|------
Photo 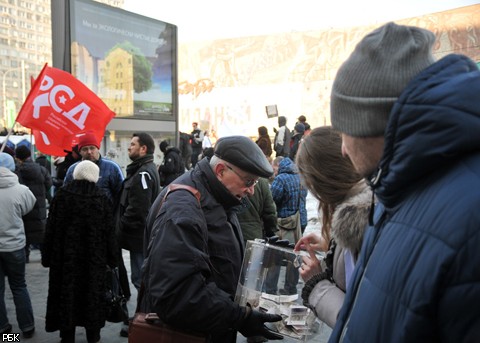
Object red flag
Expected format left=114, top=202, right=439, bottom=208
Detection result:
left=16, top=64, right=115, bottom=155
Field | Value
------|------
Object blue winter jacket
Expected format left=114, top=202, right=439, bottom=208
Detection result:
left=330, top=54, right=480, bottom=342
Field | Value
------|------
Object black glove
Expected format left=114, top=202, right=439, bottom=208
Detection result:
left=238, top=304, right=283, bottom=340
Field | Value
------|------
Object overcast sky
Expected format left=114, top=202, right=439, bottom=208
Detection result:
left=123, top=0, right=479, bottom=42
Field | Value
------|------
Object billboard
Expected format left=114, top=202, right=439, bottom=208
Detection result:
left=52, top=0, right=177, bottom=122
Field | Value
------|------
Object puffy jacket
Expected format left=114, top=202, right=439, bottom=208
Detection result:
left=330, top=55, right=480, bottom=342
left=0, top=168, right=36, bottom=252
left=141, top=158, right=245, bottom=342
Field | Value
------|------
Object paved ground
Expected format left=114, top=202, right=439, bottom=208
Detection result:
left=5, top=249, right=330, bottom=343
left=5, top=250, right=136, bottom=343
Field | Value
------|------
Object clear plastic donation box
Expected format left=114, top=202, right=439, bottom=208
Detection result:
left=234, top=239, right=318, bottom=341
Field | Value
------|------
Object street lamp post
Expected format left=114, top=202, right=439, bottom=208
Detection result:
left=1, top=60, right=27, bottom=129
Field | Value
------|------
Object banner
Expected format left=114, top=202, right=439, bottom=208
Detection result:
left=16, top=64, right=115, bottom=156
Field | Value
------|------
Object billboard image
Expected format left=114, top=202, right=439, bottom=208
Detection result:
left=69, top=0, right=177, bottom=120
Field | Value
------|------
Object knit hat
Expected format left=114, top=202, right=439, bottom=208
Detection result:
left=294, top=123, right=305, bottom=133
left=0, top=152, right=15, bottom=171
left=78, top=132, right=99, bottom=150
left=15, top=145, right=31, bottom=160
left=73, top=160, right=99, bottom=183
left=331, top=22, right=436, bottom=137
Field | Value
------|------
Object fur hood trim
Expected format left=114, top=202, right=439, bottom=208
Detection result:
left=331, top=181, right=372, bottom=257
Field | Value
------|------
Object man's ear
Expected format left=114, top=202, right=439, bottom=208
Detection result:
left=214, top=162, right=226, bottom=178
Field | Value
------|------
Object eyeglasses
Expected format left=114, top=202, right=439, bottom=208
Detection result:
left=225, top=163, right=259, bottom=187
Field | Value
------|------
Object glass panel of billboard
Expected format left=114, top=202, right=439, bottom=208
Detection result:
left=69, top=0, right=177, bottom=121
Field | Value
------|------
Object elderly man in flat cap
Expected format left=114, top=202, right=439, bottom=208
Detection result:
left=140, top=136, right=283, bottom=342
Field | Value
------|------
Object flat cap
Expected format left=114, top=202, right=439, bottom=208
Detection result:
left=214, top=136, right=273, bottom=178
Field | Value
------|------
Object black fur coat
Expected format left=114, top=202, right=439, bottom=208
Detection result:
left=42, top=180, right=117, bottom=332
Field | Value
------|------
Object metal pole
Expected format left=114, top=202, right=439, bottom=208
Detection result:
left=2, top=71, right=6, bottom=129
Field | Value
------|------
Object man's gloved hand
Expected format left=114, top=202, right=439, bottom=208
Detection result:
left=238, top=304, right=283, bottom=340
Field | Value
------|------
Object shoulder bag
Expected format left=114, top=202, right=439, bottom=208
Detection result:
left=276, top=185, right=302, bottom=243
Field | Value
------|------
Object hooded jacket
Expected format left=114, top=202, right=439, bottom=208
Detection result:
left=307, top=182, right=371, bottom=328
left=330, top=55, right=480, bottom=342
left=0, top=167, right=36, bottom=252
left=141, top=158, right=245, bottom=342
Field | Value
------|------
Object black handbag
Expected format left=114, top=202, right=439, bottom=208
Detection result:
left=105, top=266, right=129, bottom=323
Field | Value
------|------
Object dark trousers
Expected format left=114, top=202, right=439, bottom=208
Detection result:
left=191, top=148, right=202, bottom=168
left=60, top=327, right=100, bottom=343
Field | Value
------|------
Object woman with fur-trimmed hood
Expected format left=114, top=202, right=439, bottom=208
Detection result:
left=294, top=126, right=372, bottom=328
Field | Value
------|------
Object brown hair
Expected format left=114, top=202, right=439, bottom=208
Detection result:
left=296, top=126, right=362, bottom=243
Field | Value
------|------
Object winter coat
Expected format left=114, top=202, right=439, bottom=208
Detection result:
left=179, top=132, right=193, bottom=165
left=289, top=132, right=304, bottom=161
left=330, top=55, right=480, bottom=342
left=237, top=177, right=277, bottom=242
left=0, top=167, right=36, bottom=252
left=273, top=126, right=291, bottom=157
left=42, top=180, right=117, bottom=333
left=53, top=152, right=81, bottom=188
left=307, top=182, right=371, bottom=328
left=116, top=155, right=160, bottom=252
left=256, top=135, right=272, bottom=158
left=16, top=159, right=52, bottom=244
left=141, top=158, right=246, bottom=343
left=158, top=147, right=185, bottom=187
left=64, top=156, right=124, bottom=204
left=270, top=157, right=307, bottom=228
left=35, top=155, right=51, bottom=174
left=190, top=128, right=204, bottom=151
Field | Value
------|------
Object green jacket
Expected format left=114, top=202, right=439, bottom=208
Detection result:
left=237, top=177, right=277, bottom=243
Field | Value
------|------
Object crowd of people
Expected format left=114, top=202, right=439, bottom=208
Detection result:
left=1, top=21, right=479, bottom=343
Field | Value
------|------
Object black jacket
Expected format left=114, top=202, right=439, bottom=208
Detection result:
left=116, top=155, right=160, bottom=252
left=142, top=158, right=245, bottom=342
left=16, top=159, right=52, bottom=243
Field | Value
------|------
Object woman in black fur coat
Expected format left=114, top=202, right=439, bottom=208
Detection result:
left=42, top=160, right=117, bottom=343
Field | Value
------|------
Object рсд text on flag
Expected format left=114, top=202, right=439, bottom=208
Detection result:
left=16, top=63, right=116, bottom=155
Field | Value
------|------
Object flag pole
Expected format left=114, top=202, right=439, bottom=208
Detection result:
left=0, top=122, right=16, bottom=153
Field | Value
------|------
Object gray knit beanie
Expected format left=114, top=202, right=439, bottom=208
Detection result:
left=73, top=160, right=99, bottom=183
left=331, top=22, right=436, bottom=137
